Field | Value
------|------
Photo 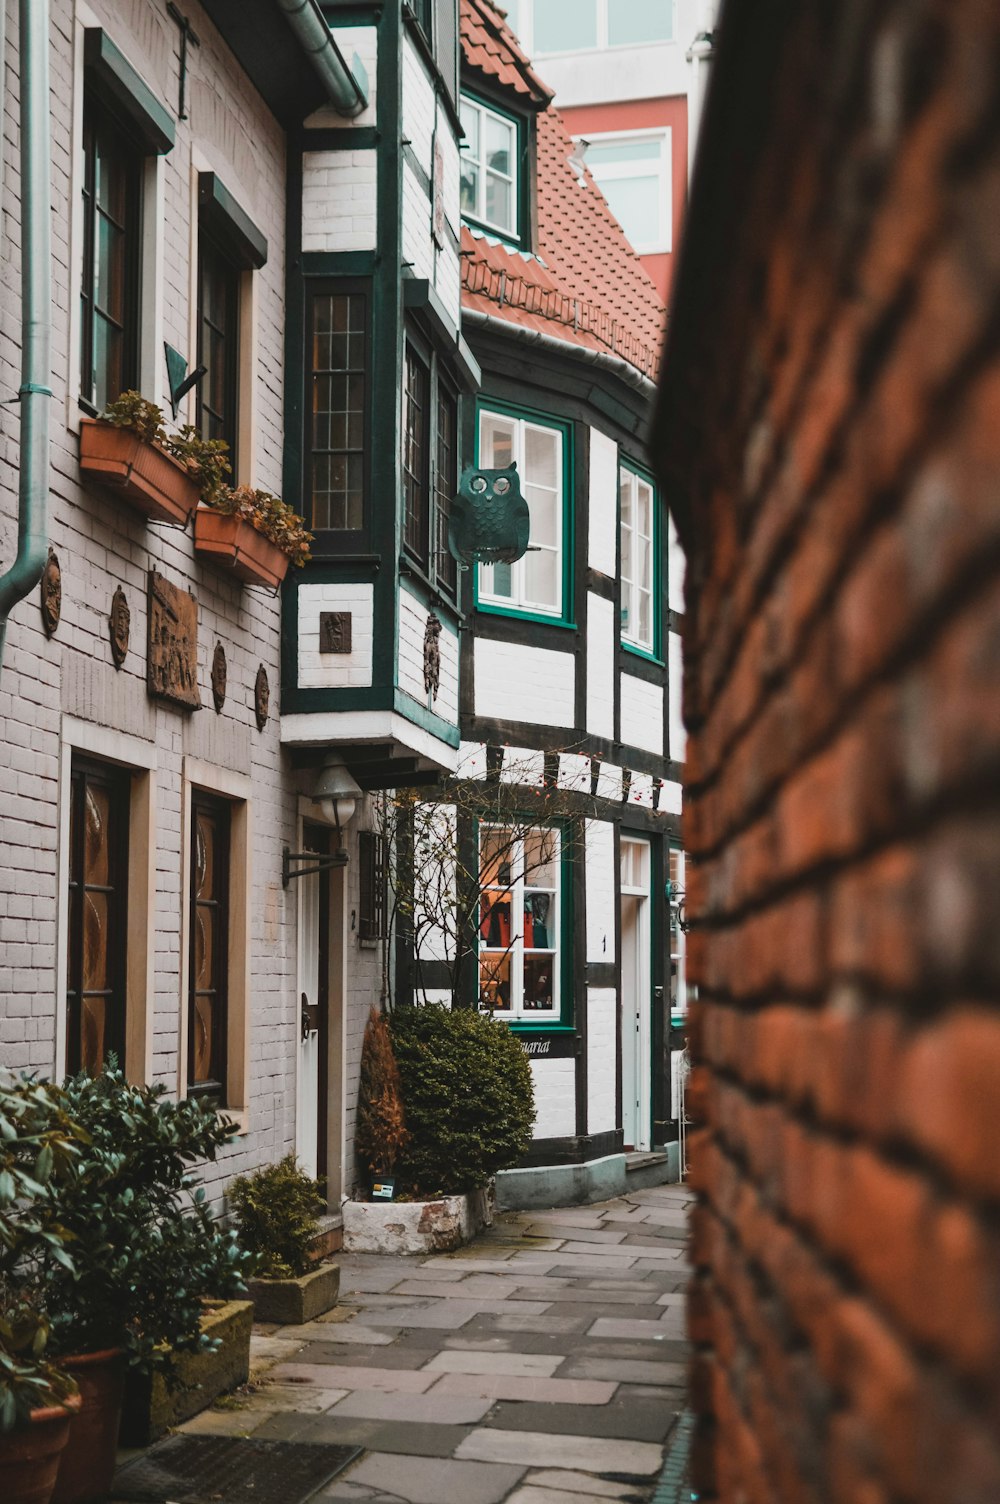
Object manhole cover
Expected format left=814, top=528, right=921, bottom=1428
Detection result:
left=112, top=1435, right=362, bottom=1503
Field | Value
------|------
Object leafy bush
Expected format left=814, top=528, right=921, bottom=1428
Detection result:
left=356, top=1008, right=410, bottom=1180
left=0, top=1081, right=83, bottom=1430
left=389, top=1005, right=535, bottom=1198
left=35, top=1066, right=249, bottom=1371
left=228, top=1157, right=325, bottom=1279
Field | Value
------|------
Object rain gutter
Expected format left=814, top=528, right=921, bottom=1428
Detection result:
left=276, top=0, right=368, bottom=118
left=461, top=307, right=658, bottom=400
left=0, top=0, right=53, bottom=676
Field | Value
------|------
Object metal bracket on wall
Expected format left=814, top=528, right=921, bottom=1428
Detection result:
left=282, top=846, right=348, bottom=888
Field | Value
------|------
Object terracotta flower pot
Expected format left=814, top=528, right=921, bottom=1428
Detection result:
left=193, top=507, right=291, bottom=589
left=0, top=1395, right=81, bottom=1504
left=79, top=418, right=199, bottom=527
left=51, top=1350, right=125, bottom=1504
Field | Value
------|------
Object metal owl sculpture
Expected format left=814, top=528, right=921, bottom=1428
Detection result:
left=448, top=463, right=530, bottom=566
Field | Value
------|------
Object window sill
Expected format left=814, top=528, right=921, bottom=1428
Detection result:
left=461, top=215, right=526, bottom=254
left=622, top=640, right=664, bottom=668
left=476, top=601, right=575, bottom=631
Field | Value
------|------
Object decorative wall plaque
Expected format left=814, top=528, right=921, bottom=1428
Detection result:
left=108, top=586, right=130, bottom=668
left=423, top=611, right=442, bottom=700
left=147, top=571, right=200, bottom=709
left=211, top=642, right=227, bottom=712
left=254, top=663, right=269, bottom=730
left=319, top=611, right=352, bottom=654
left=40, top=549, right=61, bottom=637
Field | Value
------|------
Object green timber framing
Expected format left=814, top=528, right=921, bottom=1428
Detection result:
left=279, top=1, right=467, bottom=753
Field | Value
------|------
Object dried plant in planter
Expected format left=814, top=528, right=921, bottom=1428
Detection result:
left=97, top=391, right=167, bottom=447
left=355, top=1007, right=410, bottom=1183
left=201, top=484, right=312, bottom=566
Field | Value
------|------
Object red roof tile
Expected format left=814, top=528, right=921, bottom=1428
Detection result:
left=460, top=0, right=551, bottom=106
left=459, top=2, right=666, bottom=381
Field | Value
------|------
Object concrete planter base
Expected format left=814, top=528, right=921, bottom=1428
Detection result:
left=342, top=1187, right=493, bottom=1255
left=248, top=1261, right=340, bottom=1325
left=118, top=1299, right=253, bottom=1448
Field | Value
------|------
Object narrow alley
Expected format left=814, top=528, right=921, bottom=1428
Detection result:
left=140, top=1185, right=691, bottom=1504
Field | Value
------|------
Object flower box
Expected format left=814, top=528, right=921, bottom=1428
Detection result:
left=79, top=418, right=199, bottom=526
left=342, top=1187, right=493, bottom=1256
left=193, top=507, right=291, bottom=589
left=248, top=1261, right=340, bottom=1326
left=117, top=1299, right=254, bottom=1448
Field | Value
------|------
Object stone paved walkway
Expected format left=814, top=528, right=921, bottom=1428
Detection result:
left=180, top=1183, right=692, bottom=1503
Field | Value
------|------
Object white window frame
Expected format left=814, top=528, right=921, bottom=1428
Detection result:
left=460, top=94, right=520, bottom=240
left=512, top=0, right=675, bottom=57
left=620, top=465, right=656, bottom=654
left=479, top=825, right=561, bottom=1022
left=583, top=128, right=672, bottom=255
left=478, top=408, right=565, bottom=618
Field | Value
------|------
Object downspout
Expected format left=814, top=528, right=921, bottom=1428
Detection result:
left=276, top=0, right=368, bottom=117
left=0, top=0, right=52, bottom=676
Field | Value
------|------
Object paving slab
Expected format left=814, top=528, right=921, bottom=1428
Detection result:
left=426, top=1349, right=563, bottom=1377
left=289, top=1342, right=430, bottom=1369
left=455, top=1428, right=664, bottom=1476
left=328, top=1388, right=495, bottom=1424
left=344, top=1452, right=526, bottom=1504
left=558, top=1357, right=689, bottom=1387
left=362, top=1299, right=551, bottom=1328
left=429, top=1372, right=617, bottom=1406
left=252, top=1411, right=473, bottom=1457
left=524, top=1470, right=647, bottom=1498
left=480, top=1394, right=674, bottom=1443
left=587, top=1318, right=679, bottom=1342
left=271, top=1362, right=439, bottom=1393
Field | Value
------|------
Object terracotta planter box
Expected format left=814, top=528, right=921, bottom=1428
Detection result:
left=118, top=1299, right=253, bottom=1448
left=193, top=508, right=291, bottom=589
left=342, top=1187, right=494, bottom=1256
left=248, top=1261, right=340, bottom=1326
left=79, top=418, right=199, bottom=527
left=0, top=1397, right=79, bottom=1504
left=52, top=1348, right=125, bottom=1504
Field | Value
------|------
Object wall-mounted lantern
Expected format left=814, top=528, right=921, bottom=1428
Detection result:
left=282, top=761, right=362, bottom=885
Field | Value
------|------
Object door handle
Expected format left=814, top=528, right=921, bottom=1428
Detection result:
left=301, top=992, right=320, bottom=1041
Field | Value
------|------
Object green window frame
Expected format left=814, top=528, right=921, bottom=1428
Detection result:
left=477, top=821, right=573, bottom=1030
left=620, top=462, right=661, bottom=660
left=460, top=91, right=527, bottom=246
left=305, top=280, right=371, bottom=546
left=474, top=400, right=574, bottom=627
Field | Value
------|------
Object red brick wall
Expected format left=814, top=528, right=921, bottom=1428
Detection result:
left=655, top=3, right=1000, bottom=1500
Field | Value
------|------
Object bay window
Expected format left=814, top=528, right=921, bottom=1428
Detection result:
left=620, top=465, right=656, bottom=654
left=478, top=407, right=566, bottom=618
left=402, top=331, right=460, bottom=595
left=479, top=827, right=561, bottom=1020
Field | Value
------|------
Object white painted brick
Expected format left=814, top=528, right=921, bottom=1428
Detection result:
left=474, top=639, right=575, bottom=729
left=530, top=1058, right=577, bottom=1140
left=620, top=674, right=664, bottom=757
left=587, top=987, right=617, bottom=1135
left=586, top=594, right=615, bottom=741
left=588, top=428, right=618, bottom=576
left=298, top=584, right=375, bottom=689
left=398, top=587, right=459, bottom=724
left=302, top=150, right=378, bottom=253
left=585, top=820, right=616, bottom=964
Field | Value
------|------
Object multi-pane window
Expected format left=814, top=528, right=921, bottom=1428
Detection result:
left=620, top=467, right=655, bottom=653
left=67, top=759, right=130, bottom=1074
left=516, top=0, right=674, bottom=53
left=435, top=381, right=458, bottom=593
left=80, top=98, right=140, bottom=411
left=460, top=96, right=519, bottom=240
left=310, top=290, right=367, bottom=532
left=585, top=133, right=672, bottom=255
left=478, top=409, right=564, bottom=616
left=403, top=344, right=430, bottom=562
left=188, top=794, right=230, bottom=1100
left=197, top=233, right=239, bottom=464
left=479, top=827, right=560, bottom=1019
left=358, top=831, right=387, bottom=942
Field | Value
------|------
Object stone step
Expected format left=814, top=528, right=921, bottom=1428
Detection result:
left=625, top=1147, right=680, bottom=1190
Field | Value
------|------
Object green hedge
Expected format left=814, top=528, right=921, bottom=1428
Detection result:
left=390, top=1005, right=535, bottom=1198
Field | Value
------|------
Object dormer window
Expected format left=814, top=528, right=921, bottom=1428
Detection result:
left=460, top=94, right=523, bottom=243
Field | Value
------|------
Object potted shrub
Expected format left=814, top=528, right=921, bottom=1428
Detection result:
left=79, top=392, right=203, bottom=527
left=0, top=1082, right=83, bottom=1504
left=229, top=1158, right=340, bottom=1325
left=31, top=1067, right=251, bottom=1500
left=344, top=1005, right=535, bottom=1255
left=193, top=483, right=312, bottom=589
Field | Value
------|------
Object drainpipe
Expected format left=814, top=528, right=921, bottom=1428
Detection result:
left=276, top=0, right=368, bottom=117
left=0, top=0, right=52, bottom=676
